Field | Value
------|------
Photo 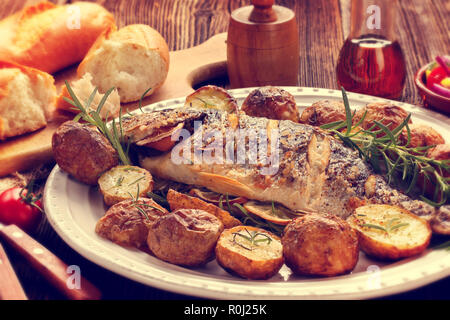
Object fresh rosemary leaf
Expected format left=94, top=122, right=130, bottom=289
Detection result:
left=128, top=176, right=145, bottom=186
left=64, top=82, right=131, bottom=166
left=146, top=191, right=169, bottom=206
left=433, top=240, right=450, bottom=251
left=86, top=87, right=98, bottom=111
left=360, top=223, right=387, bottom=232
left=341, top=87, right=353, bottom=135
left=324, top=88, right=449, bottom=207
left=389, top=223, right=409, bottom=231
left=139, top=87, right=152, bottom=113
left=218, top=195, right=224, bottom=210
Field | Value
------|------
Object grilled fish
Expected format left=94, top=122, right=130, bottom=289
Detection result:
left=121, top=108, right=449, bottom=235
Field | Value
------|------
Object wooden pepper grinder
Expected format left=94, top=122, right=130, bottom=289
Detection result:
left=227, top=0, right=299, bottom=88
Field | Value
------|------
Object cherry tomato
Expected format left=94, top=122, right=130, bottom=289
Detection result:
left=426, top=66, right=447, bottom=90
left=0, top=187, right=43, bottom=232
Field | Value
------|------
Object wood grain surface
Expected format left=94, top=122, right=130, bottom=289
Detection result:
left=0, top=0, right=449, bottom=300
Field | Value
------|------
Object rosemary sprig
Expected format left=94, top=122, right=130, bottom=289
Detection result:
left=139, top=87, right=152, bottom=113
left=360, top=223, right=387, bottom=232
left=128, top=175, right=146, bottom=186
left=115, top=176, right=125, bottom=187
left=232, top=228, right=272, bottom=251
left=433, top=240, right=450, bottom=251
left=64, top=81, right=132, bottom=165
left=146, top=191, right=170, bottom=207
left=127, top=185, right=149, bottom=221
left=127, top=185, right=166, bottom=219
left=218, top=194, right=224, bottom=210
left=195, top=97, right=217, bottom=109
left=360, top=220, right=409, bottom=233
left=322, top=87, right=450, bottom=206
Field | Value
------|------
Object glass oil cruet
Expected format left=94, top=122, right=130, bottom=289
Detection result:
left=336, top=0, right=406, bottom=99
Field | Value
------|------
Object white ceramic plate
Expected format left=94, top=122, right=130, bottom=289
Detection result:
left=44, top=87, right=450, bottom=300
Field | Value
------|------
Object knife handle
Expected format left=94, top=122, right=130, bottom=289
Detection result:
left=0, top=242, right=28, bottom=300
left=0, top=224, right=101, bottom=300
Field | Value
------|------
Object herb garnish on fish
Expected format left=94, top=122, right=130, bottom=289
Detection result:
left=322, top=88, right=450, bottom=206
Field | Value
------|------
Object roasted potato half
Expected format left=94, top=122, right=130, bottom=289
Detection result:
left=52, top=121, right=119, bottom=185
left=215, top=226, right=283, bottom=280
left=241, top=86, right=300, bottom=122
left=299, top=100, right=346, bottom=127
left=166, top=189, right=241, bottom=229
left=95, top=198, right=168, bottom=248
left=347, top=204, right=432, bottom=260
left=399, top=124, right=445, bottom=148
left=416, top=144, right=449, bottom=202
left=147, top=209, right=224, bottom=267
left=282, top=213, right=359, bottom=277
left=98, top=165, right=154, bottom=206
left=352, top=102, right=411, bottom=135
left=184, top=85, right=238, bottom=113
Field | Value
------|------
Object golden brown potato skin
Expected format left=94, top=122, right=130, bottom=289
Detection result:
left=399, top=124, right=445, bottom=148
left=282, top=213, right=359, bottom=277
left=299, top=100, right=346, bottom=127
left=353, top=102, right=411, bottom=134
left=184, top=85, right=239, bottom=113
left=95, top=198, right=168, bottom=248
left=52, top=121, right=119, bottom=185
left=241, top=86, right=300, bottom=122
left=147, top=209, right=224, bottom=267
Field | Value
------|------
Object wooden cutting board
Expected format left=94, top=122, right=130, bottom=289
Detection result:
left=0, top=32, right=228, bottom=177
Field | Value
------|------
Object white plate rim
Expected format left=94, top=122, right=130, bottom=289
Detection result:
left=44, top=86, right=450, bottom=300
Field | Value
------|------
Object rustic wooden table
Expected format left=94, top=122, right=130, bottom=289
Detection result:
left=0, top=0, right=448, bottom=300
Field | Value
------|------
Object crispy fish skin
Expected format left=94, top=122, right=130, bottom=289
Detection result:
left=126, top=108, right=447, bottom=234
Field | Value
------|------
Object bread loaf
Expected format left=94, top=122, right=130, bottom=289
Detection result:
left=0, top=61, right=56, bottom=140
left=0, top=1, right=115, bottom=74
left=77, top=24, right=170, bottom=103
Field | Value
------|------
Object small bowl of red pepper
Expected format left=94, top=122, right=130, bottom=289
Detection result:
left=415, top=55, right=450, bottom=115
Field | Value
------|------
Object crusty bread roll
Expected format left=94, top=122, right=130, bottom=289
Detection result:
left=0, top=1, right=115, bottom=74
left=0, top=61, right=56, bottom=140
left=77, top=24, right=170, bottom=103
left=57, top=73, right=121, bottom=119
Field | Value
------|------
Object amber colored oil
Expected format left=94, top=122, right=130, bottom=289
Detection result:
left=336, top=35, right=406, bottom=99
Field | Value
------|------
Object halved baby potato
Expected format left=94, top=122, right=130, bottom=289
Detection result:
left=95, top=197, right=168, bottom=248
left=184, top=85, right=238, bottom=113
left=147, top=209, right=224, bottom=267
left=347, top=204, right=432, bottom=260
left=215, top=225, right=284, bottom=280
left=98, top=165, right=154, bottom=206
